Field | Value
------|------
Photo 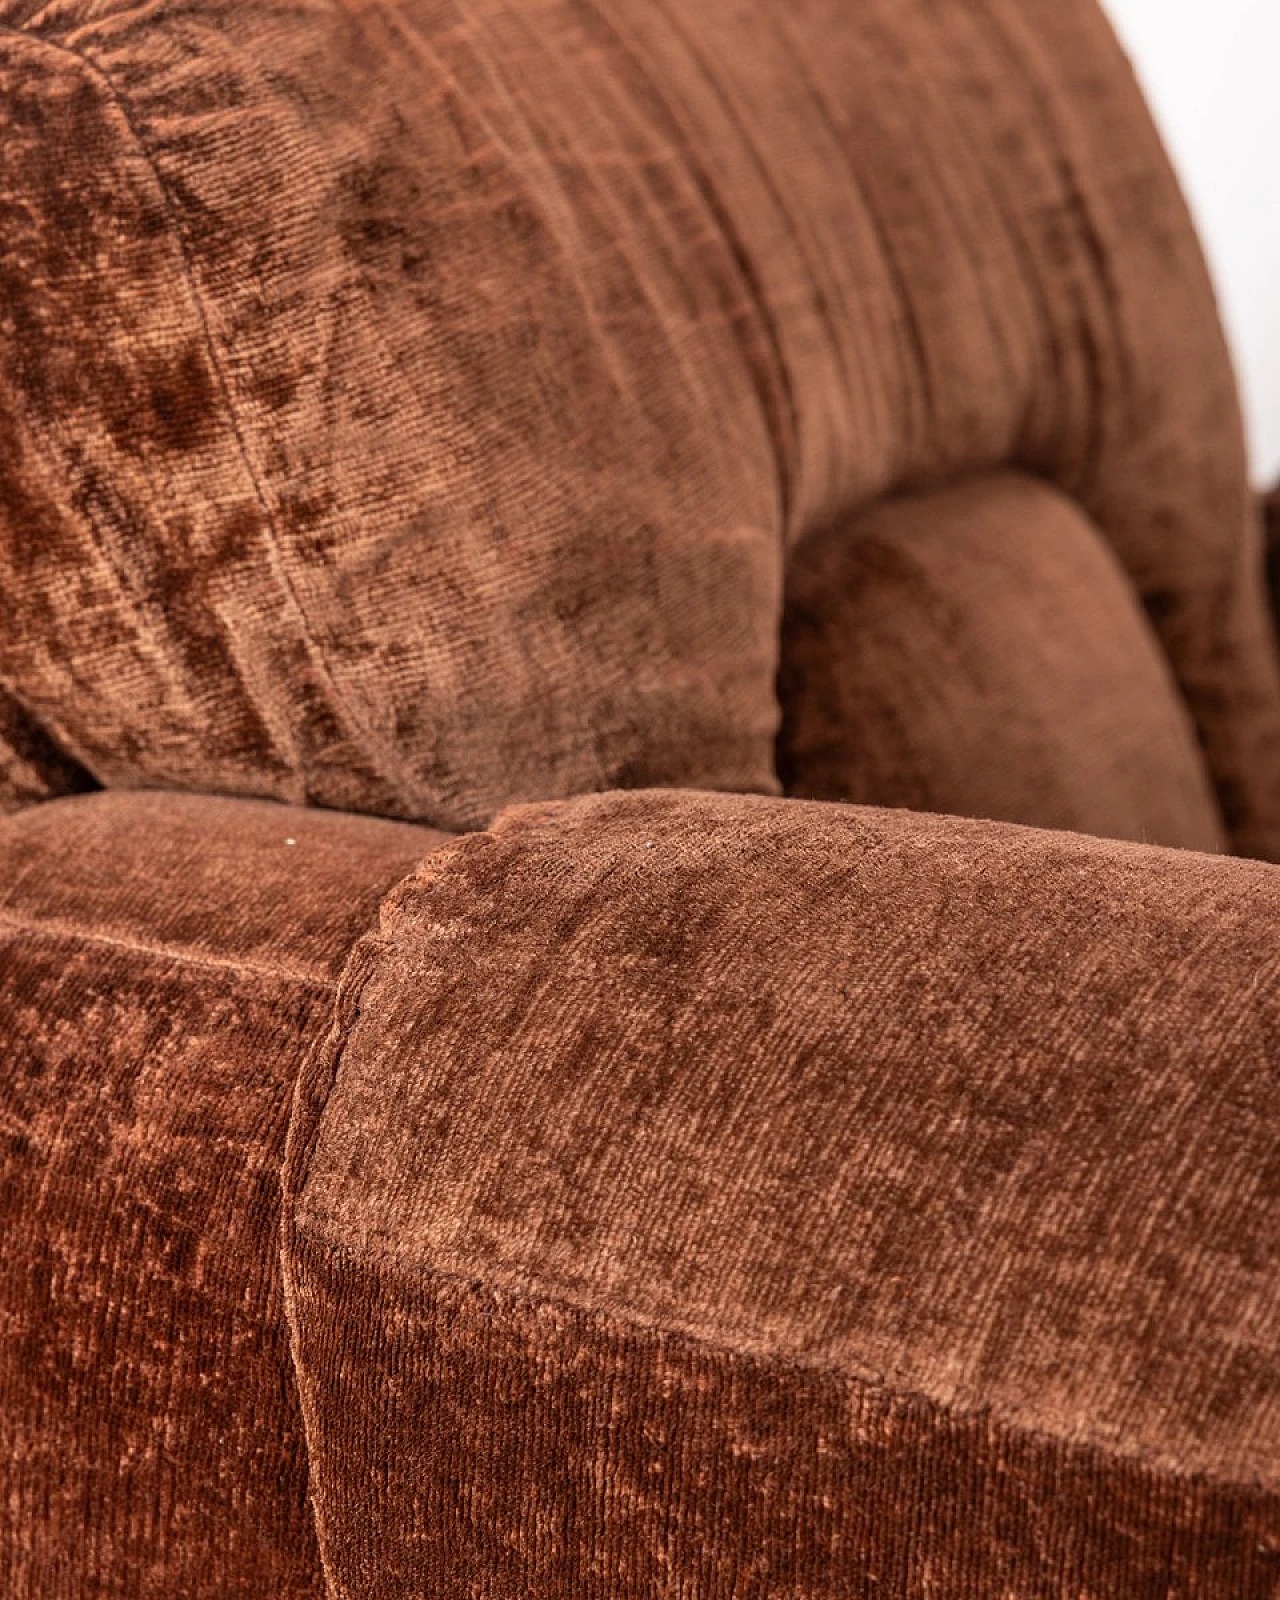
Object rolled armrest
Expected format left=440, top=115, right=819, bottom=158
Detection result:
left=283, top=789, right=1280, bottom=1598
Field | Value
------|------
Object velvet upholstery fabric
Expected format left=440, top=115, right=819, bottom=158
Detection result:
left=778, top=470, right=1226, bottom=849
left=1, top=0, right=1279, bottom=851
left=3, top=0, right=1280, bottom=1592
left=0, top=790, right=448, bottom=1598
left=284, top=788, right=1280, bottom=1599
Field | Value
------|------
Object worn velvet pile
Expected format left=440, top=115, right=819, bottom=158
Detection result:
left=0, top=793, right=446, bottom=1596
left=287, top=790, right=1280, bottom=1597
left=3, top=0, right=1280, bottom=851
left=0, top=0, right=1278, bottom=1595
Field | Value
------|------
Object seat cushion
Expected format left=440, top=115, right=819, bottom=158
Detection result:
left=778, top=471, right=1226, bottom=851
left=0, top=791, right=446, bottom=1598
left=1, top=0, right=1278, bottom=853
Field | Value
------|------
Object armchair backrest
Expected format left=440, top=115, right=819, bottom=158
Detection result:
left=1, top=0, right=1276, bottom=851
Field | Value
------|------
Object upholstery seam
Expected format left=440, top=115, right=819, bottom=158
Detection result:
left=293, top=1217, right=1278, bottom=1500
left=278, top=837, right=482, bottom=1598
left=0, top=905, right=337, bottom=990
left=278, top=937, right=395, bottom=1599
left=571, top=0, right=795, bottom=535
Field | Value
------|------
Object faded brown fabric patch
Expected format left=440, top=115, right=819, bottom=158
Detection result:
left=0, top=791, right=447, bottom=1598
left=0, top=1, right=1278, bottom=851
left=284, top=788, right=1280, bottom=1597
left=779, top=471, right=1227, bottom=851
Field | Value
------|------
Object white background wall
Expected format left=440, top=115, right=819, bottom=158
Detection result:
left=1103, top=0, right=1280, bottom=483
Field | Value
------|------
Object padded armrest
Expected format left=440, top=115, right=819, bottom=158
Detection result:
left=283, top=789, right=1280, bottom=1599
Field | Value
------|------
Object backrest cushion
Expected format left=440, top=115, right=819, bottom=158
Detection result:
left=779, top=472, right=1226, bottom=851
left=0, top=1, right=783, bottom=829
left=1, top=0, right=1277, bottom=845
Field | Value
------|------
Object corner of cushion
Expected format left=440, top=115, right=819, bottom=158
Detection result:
left=278, top=791, right=716, bottom=1226
left=279, top=827, right=498, bottom=1215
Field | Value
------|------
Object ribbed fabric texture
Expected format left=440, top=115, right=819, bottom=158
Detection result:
left=2, top=3, right=1280, bottom=1594
left=283, top=788, right=1280, bottom=1598
left=1, top=0, right=1278, bottom=849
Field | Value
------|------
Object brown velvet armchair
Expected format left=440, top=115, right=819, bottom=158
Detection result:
left=0, top=2, right=1277, bottom=1596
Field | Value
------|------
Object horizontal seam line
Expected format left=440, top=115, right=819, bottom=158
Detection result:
left=0, top=907, right=336, bottom=990
left=291, top=1218, right=1278, bottom=1498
